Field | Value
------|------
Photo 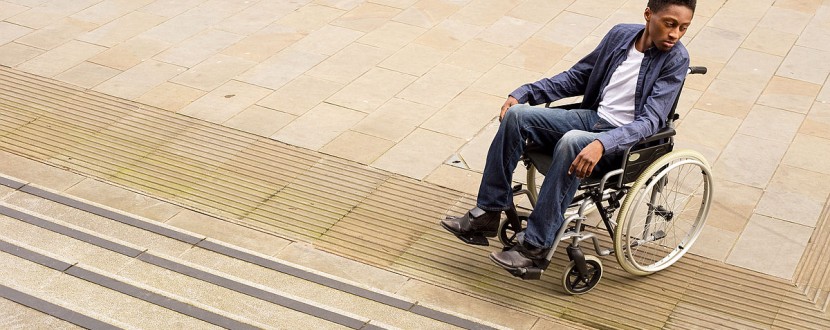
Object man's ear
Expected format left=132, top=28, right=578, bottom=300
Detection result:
left=644, top=7, right=652, bottom=22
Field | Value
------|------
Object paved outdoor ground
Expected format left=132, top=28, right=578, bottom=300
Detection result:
left=2, top=66, right=829, bottom=329
left=1, top=0, right=830, bottom=328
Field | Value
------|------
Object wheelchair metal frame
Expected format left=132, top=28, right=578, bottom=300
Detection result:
left=496, top=67, right=710, bottom=293
left=503, top=149, right=633, bottom=280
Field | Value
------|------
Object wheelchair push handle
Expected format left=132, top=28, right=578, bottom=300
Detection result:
left=687, top=66, right=707, bottom=75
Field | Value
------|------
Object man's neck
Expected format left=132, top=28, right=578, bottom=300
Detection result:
left=635, top=28, right=651, bottom=52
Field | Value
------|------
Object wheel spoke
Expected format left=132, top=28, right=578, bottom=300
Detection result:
left=615, top=151, right=712, bottom=275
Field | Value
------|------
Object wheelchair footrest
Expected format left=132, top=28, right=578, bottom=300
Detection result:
left=455, top=233, right=490, bottom=246
left=506, top=267, right=544, bottom=280
left=511, top=184, right=523, bottom=193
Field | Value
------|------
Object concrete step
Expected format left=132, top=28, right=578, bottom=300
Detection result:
left=0, top=213, right=350, bottom=329
left=0, top=241, right=228, bottom=329
left=0, top=291, right=101, bottom=329
left=0, top=174, right=503, bottom=330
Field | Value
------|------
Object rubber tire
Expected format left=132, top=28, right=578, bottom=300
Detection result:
left=561, top=255, right=603, bottom=295
left=614, top=149, right=713, bottom=276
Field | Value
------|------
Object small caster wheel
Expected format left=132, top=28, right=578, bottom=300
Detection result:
left=561, top=255, right=602, bottom=295
left=497, top=215, right=527, bottom=249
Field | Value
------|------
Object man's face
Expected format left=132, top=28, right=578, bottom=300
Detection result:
left=646, top=4, right=694, bottom=51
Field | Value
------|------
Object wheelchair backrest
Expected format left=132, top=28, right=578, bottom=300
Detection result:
left=616, top=66, right=707, bottom=186
left=533, top=66, right=708, bottom=188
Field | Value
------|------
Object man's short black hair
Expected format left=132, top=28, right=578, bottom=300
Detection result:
left=647, top=0, right=696, bottom=13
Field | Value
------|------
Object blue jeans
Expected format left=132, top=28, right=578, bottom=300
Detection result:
left=477, top=104, right=616, bottom=249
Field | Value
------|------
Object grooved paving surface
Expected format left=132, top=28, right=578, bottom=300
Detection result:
left=791, top=196, right=830, bottom=321
left=2, top=66, right=829, bottom=329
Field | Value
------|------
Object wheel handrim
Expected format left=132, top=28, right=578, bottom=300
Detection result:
left=621, top=157, right=711, bottom=273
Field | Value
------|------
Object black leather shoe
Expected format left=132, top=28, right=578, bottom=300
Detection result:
left=441, top=207, right=501, bottom=238
left=490, top=240, right=549, bottom=270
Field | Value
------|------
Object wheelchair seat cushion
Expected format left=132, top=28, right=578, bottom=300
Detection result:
left=525, top=143, right=553, bottom=176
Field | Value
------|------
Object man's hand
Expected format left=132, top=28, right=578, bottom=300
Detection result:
left=569, top=140, right=605, bottom=179
left=500, top=96, right=519, bottom=121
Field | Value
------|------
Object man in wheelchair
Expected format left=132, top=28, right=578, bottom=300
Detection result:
left=442, top=0, right=697, bottom=272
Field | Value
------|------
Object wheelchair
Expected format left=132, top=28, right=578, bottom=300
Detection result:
left=462, top=66, right=712, bottom=295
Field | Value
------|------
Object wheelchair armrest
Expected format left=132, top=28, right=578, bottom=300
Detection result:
left=634, top=127, right=676, bottom=146
left=545, top=102, right=582, bottom=109
left=688, top=66, right=707, bottom=75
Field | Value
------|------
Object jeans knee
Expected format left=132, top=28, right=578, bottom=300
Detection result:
left=559, top=130, right=584, bottom=145
left=502, top=104, right=532, bottom=123
left=556, top=131, right=594, bottom=155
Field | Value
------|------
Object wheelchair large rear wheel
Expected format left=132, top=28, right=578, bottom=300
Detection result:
left=614, top=149, right=712, bottom=276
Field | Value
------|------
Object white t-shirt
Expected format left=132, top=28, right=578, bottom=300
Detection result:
left=597, top=43, right=644, bottom=127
